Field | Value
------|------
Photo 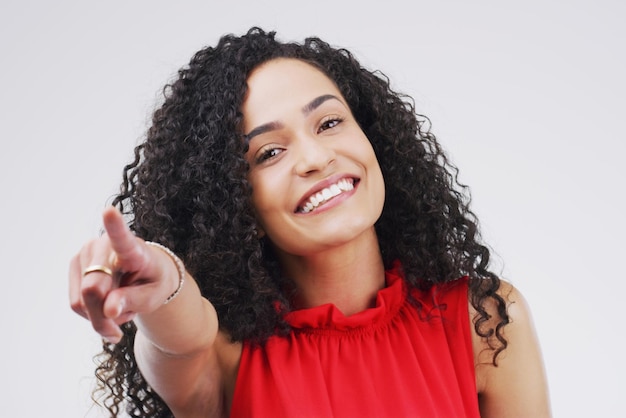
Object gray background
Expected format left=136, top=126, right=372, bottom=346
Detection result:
left=1, top=0, right=624, bottom=416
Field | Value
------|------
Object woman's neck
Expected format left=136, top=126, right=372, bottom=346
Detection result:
left=276, top=227, right=385, bottom=316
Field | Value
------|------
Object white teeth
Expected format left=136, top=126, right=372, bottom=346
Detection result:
left=299, top=178, right=355, bottom=213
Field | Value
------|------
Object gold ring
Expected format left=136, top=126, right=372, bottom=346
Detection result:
left=83, top=265, right=113, bottom=276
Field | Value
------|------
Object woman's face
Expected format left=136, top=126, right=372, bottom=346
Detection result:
left=242, top=58, right=385, bottom=257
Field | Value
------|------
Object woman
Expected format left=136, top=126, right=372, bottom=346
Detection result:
left=70, top=27, right=550, bottom=417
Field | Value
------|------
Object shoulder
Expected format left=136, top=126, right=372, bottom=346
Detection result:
left=470, top=280, right=552, bottom=417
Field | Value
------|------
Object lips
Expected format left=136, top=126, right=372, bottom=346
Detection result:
left=296, top=177, right=357, bottom=213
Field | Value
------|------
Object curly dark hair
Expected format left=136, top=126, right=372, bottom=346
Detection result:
left=92, top=27, right=509, bottom=417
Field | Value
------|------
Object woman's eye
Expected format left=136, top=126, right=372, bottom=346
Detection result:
left=256, top=147, right=283, bottom=163
left=318, top=117, right=343, bottom=133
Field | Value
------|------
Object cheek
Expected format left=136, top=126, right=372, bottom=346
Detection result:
left=249, top=172, right=286, bottom=227
left=370, top=167, right=386, bottom=214
left=365, top=149, right=386, bottom=211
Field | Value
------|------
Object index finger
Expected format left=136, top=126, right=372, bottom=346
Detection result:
left=102, top=206, right=146, bottom=269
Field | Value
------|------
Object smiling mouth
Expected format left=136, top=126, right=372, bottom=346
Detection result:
left=296, top=178, right=357, bottom=214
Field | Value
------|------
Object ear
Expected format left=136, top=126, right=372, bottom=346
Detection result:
left=256, top=224, right=266, bottom=239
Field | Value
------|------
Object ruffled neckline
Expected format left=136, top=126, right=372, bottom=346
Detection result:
left=283, top=263, right=406, bottom=332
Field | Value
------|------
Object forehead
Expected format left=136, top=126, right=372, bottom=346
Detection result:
left=242, top=59, right=342, bottom=117
left=247, top=58, right=335, bottom=89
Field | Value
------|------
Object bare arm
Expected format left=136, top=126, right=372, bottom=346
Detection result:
left=472, top=282, right=551, bottom=418
left=69, top=206, right=234, bottom=417
left=133, top=271, right=226, bottom=417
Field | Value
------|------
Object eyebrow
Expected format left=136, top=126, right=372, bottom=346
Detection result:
left=244, top=94, right=342, bottom=143
left=244, top=121, right=283, bottom=143
left=301, top=94, right=340, bottom=116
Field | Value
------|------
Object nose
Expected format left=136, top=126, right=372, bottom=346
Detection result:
left=293, top=134, right=336, bottom=176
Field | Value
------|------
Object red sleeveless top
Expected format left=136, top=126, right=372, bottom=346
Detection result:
left=230, top=264, right=479, bottom=417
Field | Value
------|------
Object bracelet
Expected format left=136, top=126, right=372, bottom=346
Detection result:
left=145, top=241, right=186, bottom=304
